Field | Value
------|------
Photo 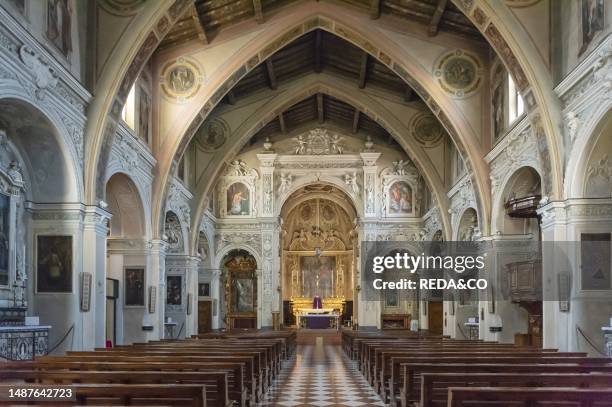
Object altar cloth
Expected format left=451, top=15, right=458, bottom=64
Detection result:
left=305, top=315, right=331, bottom=329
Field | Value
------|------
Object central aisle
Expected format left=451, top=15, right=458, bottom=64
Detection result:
left=261, top=337, right=386, bottom=406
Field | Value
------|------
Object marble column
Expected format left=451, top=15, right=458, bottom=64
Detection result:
left=360, top=153, right=380, bottom=219
left=82, top=205, right=112, bottom=350
left=149, top=240, right=167, bottom=339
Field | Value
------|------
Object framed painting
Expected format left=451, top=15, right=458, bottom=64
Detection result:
left=581, top=233, right=611, bottom=290
left=198, top=282, right=210, bottom=297
left=36, top=235, right=72, bottom=293
left=226, top=182, right=250, bottom=216
left=166, top=275, right=182, bottom=306
left=125, top=267, right=145, bottom=306
left=387, top=180, right=414, bottom=216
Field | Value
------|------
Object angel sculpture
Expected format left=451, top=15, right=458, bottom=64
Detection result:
left=392, top=159, right=409, bottom=175
left=330, top=134, right=344, bottom=154
left=293, top=135, right=307, bottom=155
left=229, top=159, right=248, bottom=176
left=279, top=173, right=293, bottom=195
left=344, top=172, right=359, bottom=194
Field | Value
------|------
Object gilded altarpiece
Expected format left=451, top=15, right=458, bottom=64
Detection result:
left=281, top=198, right=355, bottom=318
left=224, top=253, right=257, bottom=329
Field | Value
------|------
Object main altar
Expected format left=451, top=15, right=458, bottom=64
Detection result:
left=280, top=192, right=356, bottom=328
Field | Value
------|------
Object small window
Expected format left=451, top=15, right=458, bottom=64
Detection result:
left=121, top=84, right=136, bottom=130
left=507, top=74, right=524, bottom=124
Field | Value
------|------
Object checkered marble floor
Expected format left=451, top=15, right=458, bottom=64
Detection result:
left=260, top=340, right=386, bottom=406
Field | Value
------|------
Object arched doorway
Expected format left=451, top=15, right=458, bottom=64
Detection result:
left=280, top=184, right=358, bottom=329
left=105, top=173, right=147, bottom=346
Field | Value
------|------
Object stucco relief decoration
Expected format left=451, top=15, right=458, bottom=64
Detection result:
left=219, top=160, right=258, bottom=218
left=585, top=154, right=612, bottom=198
left=166, top=182, right=191, bottom=229
left=164, top=211, right=184, bottom=254
left=449, top=178, right=476, bottom=225
left=344, top=172, right=359, bottom=195
left=195, top=117, right=228, bottom=152
left=216, top=231, right=261, bottom=255
left=278, top=173, right=293, bottom=196
left=160, top=57, right=204, bottom=103
left=291, top=128, right=345, bottom=155
left=490, top=127, right=540, bottom=196
left=434, top=50, right=483, bottom=98
left=115, top=133, right=139, bottom=172
left=18, top=46, right=57, bottom=95
left=411, top=112, right=444, bottom=147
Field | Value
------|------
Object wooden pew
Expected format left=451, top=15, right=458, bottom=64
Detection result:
left=400, top=363, right=612, bottom=407
left=1, top=370, right=230, bottom=407
left=447, top=386, right=612, bottom=406
left=386, top=354, right=601, bottom=403
left=0, top=383, right=206, bottom=406
left=421, top=372, right=612, bottom=407
left=0, top=360, right=248, bottom=407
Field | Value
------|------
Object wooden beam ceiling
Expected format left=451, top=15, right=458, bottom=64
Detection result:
left=252, top=0, right=264, bottom=23
left=189, top=3, right=209, bottom=44
left=265, top=59, right=277, bottom=90
left=404, top=87, right=414, bottom=102
left=227, top=90, right=236, bottom=105
left=428, top=0, right=448, bottom=37
left=370, top=0, right=381, bottom=19
left=352, top=108, right=360, bottom=133
left=358, top=52, right=368, bottom=89
left=317, top=93, right=325, bottom=123
left=314, top=30, right=322, bottom=73
left=278, top=112, right=287, bottom=134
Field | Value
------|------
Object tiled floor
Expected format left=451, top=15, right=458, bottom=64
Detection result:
left=260, top=339, right=386, bottom=406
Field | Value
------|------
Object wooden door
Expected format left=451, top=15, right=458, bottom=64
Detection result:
left=428, top=301, right=443, bottom=335
left=198, top=300, right=212, bottom=334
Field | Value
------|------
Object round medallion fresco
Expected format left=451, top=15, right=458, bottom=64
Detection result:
left=411, top=112, right=444, bottom=147
left=160, top=58, right=204, bottom=102
left=195, top=117, right=228, bottom=152
left=434, top=50, right=482, bottom=98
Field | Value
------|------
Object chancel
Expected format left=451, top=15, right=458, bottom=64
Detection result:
left=0, top=0, right=612, bottom=406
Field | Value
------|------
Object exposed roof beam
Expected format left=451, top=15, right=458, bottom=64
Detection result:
left=428, top=0, right=448, bottom=36
left=404, top=87, right=414, bottom=102
left=352, top=108, right=360, bottom=133
left=227, top=90, right=236, bottom=105
left=358, top=52, right=368, bottom=89
left=370, top=0, right=381, bottom=19
left=278, top=112, right=287, bottom=134
left=317, top=94, right=324, bottom=123
left=314, top=30, right=322, bottom=73
left=265, top=59, right=277, bottom=90
left=252, top=0, right=264, bottom=24
left=189, top=3, right=208, bottom=44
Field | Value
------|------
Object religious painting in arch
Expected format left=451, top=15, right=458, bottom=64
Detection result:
left=36, top=235, right=72, bottom=293
left=0, top=192, right=9, bottom=287
left=387, top=181, right=414, bottom=216
left=300, top=256, right=336, bottom=299
left=46, top=0, right=72, bottom=56
left=226, top=182, right=250, bottom=216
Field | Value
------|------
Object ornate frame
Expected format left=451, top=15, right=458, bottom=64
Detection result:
left=382, top=173, right=418, bottom=218
left=219, top=161, right=258, bottom=218
left=224, top=254, right=257, bottom=328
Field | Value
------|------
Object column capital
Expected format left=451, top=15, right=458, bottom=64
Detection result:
left=83, top=205, right=112, bottom=236
left=360, top=152, right=381, bottom=167
left=256, top=153, right=277, bottom=168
